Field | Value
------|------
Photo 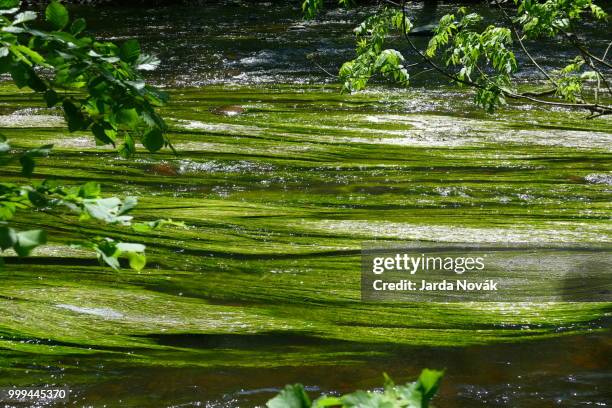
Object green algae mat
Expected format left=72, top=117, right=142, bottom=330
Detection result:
left=1, top=83, right=611, bottom=406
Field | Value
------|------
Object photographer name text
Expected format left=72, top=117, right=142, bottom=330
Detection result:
left=372, top=279, right=499, bottom=291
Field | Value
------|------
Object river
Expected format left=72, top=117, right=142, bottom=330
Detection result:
left=0, top=1, right=610, bottom=407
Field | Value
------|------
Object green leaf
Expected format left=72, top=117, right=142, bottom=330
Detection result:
left=93, top=240, right=120, bottom=270
left=81, top=196, right=134, bottom=225
left=302, top=0, right=323, bottom=19
left=14, top=229, right=47, bottom=256
left=62, top=100, right=88, bottom=131
left=19, top=155, right=35, bottom=176
left=45, top=1, right=69, bottom=30
left=92, top=124, right=115, bottom=146
left=25, top=69, right=47, bottom=92
left=0, top=203, right=17, bottom=221
left=120, top=39, right=140, bottom=62
left=26, top=144, right=53, bottom=157
left=312, top=396, right=343, bottom=407
left=268, top=370, right=444, bottom=408
left=27, top=190, right=48, bottom=207
left=341, top=390, right=382, bottom=407
left=141, top=127, right=164, bottom=152
left=132, top=223, right=153, bottom=233
left=70, top=17, right=86, bottom=35
left=44, top=89, right=59, bottom=107
left=2, top=25, right=24, bottom=33
left=116, top=108, right=140, bottom=127
left=394, top=382, right=422, bottom=407
left=83, top=198, right=123, bottom=223
left=126, top=251, right=146, bottom=271
left=0, top=226, right=17, bottom=250
left=0, top=134, right=9, bottom=153
left=417, top=369, right=444, bottom=404
left=78, top=181, right=101, bottom=198
left=0, top=0, right=20, bottom=11
left=118, top=196, right=137, bottom=215
left=135, top=53, right=160, bottom=71
left=87, top=239, right=146, bottom=271
left=266, top=384, right=311, bottom=408
left=118, top=134, right=136, bottom=158
left=21, top=144, right=53, bottom=176
left=13, top=11, right=37, bottom=25
left=9, top=64, right=29, bottom=87
left=132, top=219, right=185, bottom=233
left=18, top=144, right=52, bottom=177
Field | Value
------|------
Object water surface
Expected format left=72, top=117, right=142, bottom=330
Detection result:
left=0, top=1, right=611, bottom=407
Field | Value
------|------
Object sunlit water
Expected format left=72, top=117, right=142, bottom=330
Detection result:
left=0, top=1, right=611, bottom=407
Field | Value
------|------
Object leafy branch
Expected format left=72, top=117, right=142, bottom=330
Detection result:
left=306, top=0, right=612, bottom=118
left=0, top=0, right=181, bottom=269
left=267, top=369, right=444, bottom=408
left=1, top=0, right=172, bottom=155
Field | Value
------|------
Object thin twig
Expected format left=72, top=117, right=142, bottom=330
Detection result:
left=563, top=32, right=612, bottom=69
left=409, top=68, right=435, bottom=79
left=602, top=40, right=612, bottom=62
left=521, top=88, right=556, bottom=97
left=496, top=2, right=557, bottom=87
left=380, top=0, right=401, bottom=7
left=561, top=31, right=612, bottom=97
left=307, top=54, right=336, bottom=78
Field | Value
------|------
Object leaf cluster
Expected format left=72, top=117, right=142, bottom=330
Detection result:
left=266, top=369, right=444, bottom=408
left=0, top=1, right=178, bottom=270
left=0, top=0, right=170, bottom=156
left=516, top=0, right=607, bottom=38
left=339, top=8, right=411, bottom=92
left=426, top=8, right=517, bottom=112
left=332, top=0, right=610, bottom=116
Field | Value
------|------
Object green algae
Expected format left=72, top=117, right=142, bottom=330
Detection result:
left=0, top=83, right=610, bottom=388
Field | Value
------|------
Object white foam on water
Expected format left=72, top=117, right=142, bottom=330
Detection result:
left=177, top=119, right=263, bottom=135
left=585, top=173, right=612, bottom=185
left=306, top=220, right=610, bottom=244
left=0, top=110, right=64, bottom=128
left=56, top=304, right=124, bottom=319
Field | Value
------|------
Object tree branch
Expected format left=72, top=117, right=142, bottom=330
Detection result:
left=562, top=31, right=612, bottom=70
left=496, top=2, right=557, bottom=87
left=520, top=88, right=556, bottom=97
left=602, top=40, right=612, bottom=62
left=399, top=0, right=485, bottom=90
left=392, top=0, right=612, bottom=117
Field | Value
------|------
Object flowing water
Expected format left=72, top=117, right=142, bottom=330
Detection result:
left=1, top=1, right=611, bottom=407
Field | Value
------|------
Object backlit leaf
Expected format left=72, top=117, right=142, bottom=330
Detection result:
left=14, top=229, right=47, bottom=256
left=70, top=17, right=86, bottom=35
left=13, top=11, right=37, bottom=25
left=266, top=384, right=311, bottom=408
left=45, top=1, right=69, bottom=30
left=120, top=39, right=140, bottom=62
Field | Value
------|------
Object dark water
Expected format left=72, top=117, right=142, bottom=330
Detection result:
left=7, top=330, right=611, bottom=407
left=69, top=0, right=612, bottom=86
